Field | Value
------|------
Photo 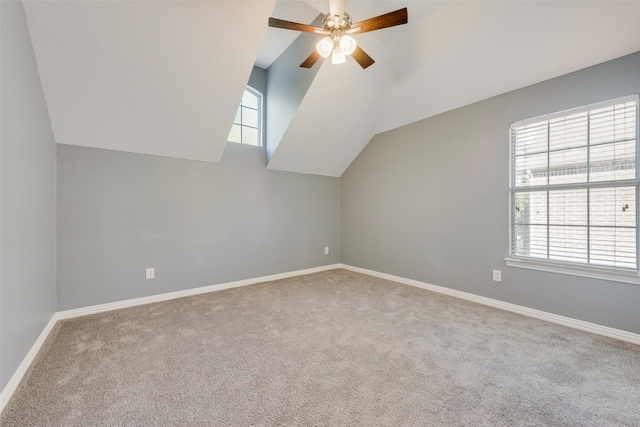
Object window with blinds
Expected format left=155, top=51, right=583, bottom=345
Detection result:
left=510, top=95, right=639, bottom=271
left=228, top=86, right=262, bottom=146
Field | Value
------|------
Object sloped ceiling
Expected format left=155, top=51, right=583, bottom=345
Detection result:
left=266, top=36, right=385, bottom=177
left=23, top=0, right=275, bottom=163
left=264, top=0, right=640, bottom=176
left=375, top=0, right=640, bottom=134
left=255, top=0, right=321, bottom=69
left=22, top=0, right=640, bottom=176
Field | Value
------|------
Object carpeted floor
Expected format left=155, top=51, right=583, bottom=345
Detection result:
left=2, top=269, right=639, bottom=426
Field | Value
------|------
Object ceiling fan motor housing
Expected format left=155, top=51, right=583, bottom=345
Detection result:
left=323, top=11, right=352, bottom=32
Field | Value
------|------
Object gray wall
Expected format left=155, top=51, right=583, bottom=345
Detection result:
left=0, top=1, right=57, bottom=390
left=265, top=14, right=323, bottom=162
left=341, top=52, right=640, bottom=334
left=248, top=66, right=267, bottom=96
left=57, top=143, right=340, bottom=310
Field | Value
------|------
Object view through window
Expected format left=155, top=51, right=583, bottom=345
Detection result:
left=510, top=95, right=639, bottom=271
left=228, top=87, right=262, bottom=146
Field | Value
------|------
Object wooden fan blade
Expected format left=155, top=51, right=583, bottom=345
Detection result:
left=351, top=46, right=375, bottom=69
left=351, top=8, right=408, bottom=34
left=268, top=17, right=324, bottom=34
left=300, top=51, right=322, bottom=68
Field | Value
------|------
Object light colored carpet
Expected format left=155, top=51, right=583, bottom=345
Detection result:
left=2, top=269, right=639, bottom=426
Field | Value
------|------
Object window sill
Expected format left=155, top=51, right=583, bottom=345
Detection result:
left=504, top=257, right=640, bottom=285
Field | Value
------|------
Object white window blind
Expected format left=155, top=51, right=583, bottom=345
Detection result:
left=510, top=95, right=639, bottom=272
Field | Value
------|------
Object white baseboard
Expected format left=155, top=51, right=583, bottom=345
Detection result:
left=3, top=262, right=638, bottom=415
left=57, top=264, right=341, bottom=320
left=0, top=314, right=58, bottom=413
left=0, top=263, right=340, bottom=414
left=339, top=264, right=640, bottom=346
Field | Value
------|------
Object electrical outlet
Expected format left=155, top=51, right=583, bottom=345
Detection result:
left=492, top=269, right=502, bottom=282
left=146, top=268, right=155, bottom=279
left=324, top=247, right=329, bottom=255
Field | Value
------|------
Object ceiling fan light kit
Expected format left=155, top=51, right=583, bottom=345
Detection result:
left=317, top=32, right=357, bottom=64
left=268, top=1, right=408, bottom=69
left=317, top=37, right=334, bottom=58
left=339, top=35, right=356, bottom=55
left=331, top=48, right=346, bottom=64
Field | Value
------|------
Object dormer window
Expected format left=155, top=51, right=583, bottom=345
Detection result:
left=228, top=86, right=262, bottom=146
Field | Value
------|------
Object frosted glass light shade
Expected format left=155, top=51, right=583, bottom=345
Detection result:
left=331, top=48, right=346, bottom=64
left=339, top=35, right=356, bottom=55
left=316, top=37, right=333, bottom=58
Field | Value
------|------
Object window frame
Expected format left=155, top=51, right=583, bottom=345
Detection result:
left=505, top=94, right=640, bottom=285
left=228, top=85, right=263, bottom=147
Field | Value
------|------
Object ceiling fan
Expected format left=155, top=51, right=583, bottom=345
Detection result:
left=268, top=0, right=408, bottom=69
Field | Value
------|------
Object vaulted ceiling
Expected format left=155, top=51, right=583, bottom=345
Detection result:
left=23, top=1, right=640, bottom=177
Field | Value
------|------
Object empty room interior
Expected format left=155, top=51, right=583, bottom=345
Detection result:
left=2, top=0, right=640, bottom=424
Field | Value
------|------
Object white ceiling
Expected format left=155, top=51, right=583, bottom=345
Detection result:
left=255, top=0, right=321, bottom=69
left=267, top=39, right=386, bottom=177
left=23, top=0, right=276, bottom=163
left=22, top=1, right=640, bottom=176
left=375, top=0, right=640, bottom=134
